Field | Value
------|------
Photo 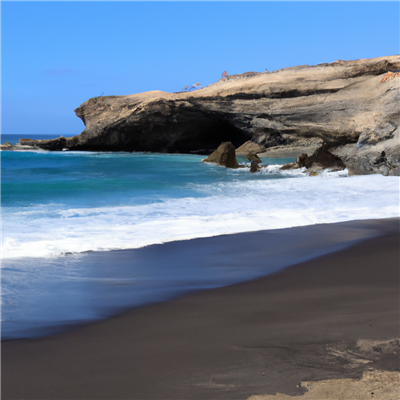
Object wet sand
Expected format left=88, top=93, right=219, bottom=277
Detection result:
left=2, top=218, right=399, bottom=399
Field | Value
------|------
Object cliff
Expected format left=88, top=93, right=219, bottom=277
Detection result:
left=17, top=55, right=400, bottom=175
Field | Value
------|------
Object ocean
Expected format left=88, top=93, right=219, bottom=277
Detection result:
left=1, top=134, right=399, bottom=340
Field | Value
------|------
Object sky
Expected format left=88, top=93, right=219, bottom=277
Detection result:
left=1, top=1, right=399, bottom=136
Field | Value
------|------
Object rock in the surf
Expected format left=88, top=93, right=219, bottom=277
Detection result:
left=250, top=160, right=261, bottom=173
left=280, top=144, right=346, bottom=172
left=202, top=142, right=239, bottom=168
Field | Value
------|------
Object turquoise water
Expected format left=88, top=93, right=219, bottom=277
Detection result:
left=2, top=147, right=293, bottom=210
left=1, top=135, right=399, bottom=340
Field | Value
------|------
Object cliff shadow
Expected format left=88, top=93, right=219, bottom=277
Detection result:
left=169, top=118, right=249, bottom=155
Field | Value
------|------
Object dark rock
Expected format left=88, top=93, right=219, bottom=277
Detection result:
left=296, top=153, right=309, bottom=168
left=281, top=144, right=346, bottom=172
left=247, top=153, right=262, bottom=163
left=18, top=137, right=67, bottom=151
left=374, top=151, right=387, bottom=165
left=300, top=144, right=346, bottom=170
left=68, top=96, right=250, bottom=154
left=202, top=142, right=239, bottom=168
left=250, top=160, right=260, bottom=173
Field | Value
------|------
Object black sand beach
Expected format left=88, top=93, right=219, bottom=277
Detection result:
left=2, top=218, right=399, bottom=399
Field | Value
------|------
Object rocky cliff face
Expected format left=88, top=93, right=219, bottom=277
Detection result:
left=20, top=56, right=400, bottom=175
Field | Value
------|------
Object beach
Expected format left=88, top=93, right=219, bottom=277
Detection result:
left=3, top=2, right=400, bottom=399
left=2, top=217, right=399, bottom=399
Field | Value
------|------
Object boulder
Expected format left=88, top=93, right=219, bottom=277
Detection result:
left=298, top=144, right=346, bottom=170
left=250, top=160, right=261, bottom=173
left=247, top=153, right=262, bottom=163
left=280, top=144, right=346, bottom=172
left=202, top=142, right=239, bottom=168
left=236, top=140, right=266, bottom=156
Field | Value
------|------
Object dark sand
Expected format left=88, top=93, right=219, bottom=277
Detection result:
left=2, top=218, right=399, bottom=399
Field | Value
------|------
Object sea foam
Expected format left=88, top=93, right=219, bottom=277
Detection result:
left=2, top=169, right=399, bottom=259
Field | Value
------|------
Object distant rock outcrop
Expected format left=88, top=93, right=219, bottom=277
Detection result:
left=0, top=142, right=14, bottom=150
left=202, top=142, right=239, bottom=168
left=17, top=55, right=400, bottom=175
left=16, top=137, right=68, bottom=151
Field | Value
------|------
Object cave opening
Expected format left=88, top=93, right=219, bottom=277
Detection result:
left=171, top=117, right=250, bottom=155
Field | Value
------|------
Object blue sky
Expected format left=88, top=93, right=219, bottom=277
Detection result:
left=1, top=1, right=399, bottom=136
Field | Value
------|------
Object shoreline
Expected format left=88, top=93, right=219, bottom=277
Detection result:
left=2, top=217, right=399, bottom=399
left=2, top=218, right=397, bottom=341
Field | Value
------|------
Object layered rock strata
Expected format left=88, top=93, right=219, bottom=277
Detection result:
left=17, top=56, right=400, bottom=175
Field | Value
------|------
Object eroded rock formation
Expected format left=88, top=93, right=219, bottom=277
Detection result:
left=17, top=55, right=400, bottom=175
